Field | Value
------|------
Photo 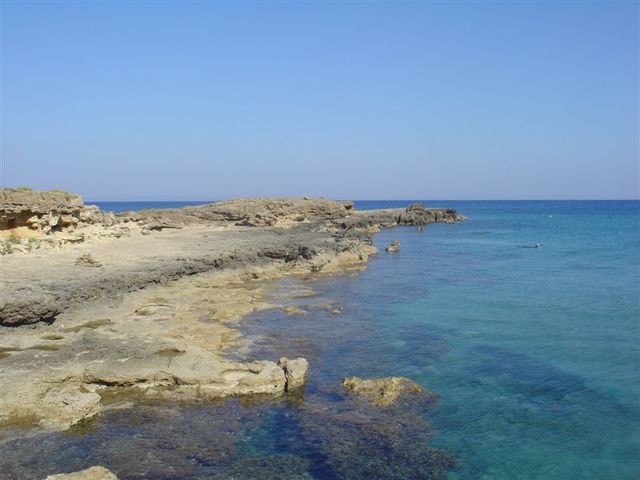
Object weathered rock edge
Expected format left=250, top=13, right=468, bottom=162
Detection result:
left=0, top=192, right=464, bottom=433
left=2, top=352, right=309, bottom=431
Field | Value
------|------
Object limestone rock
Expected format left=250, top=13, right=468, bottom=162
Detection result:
left=0, top=188, right=83, bottom=214
left=341, top=376, right=424, bottom=406
left=277, top=357, right=309, bottom=391
left=340, top=202, right=466, bottom=230
left=1, top=382, right=105, bottom=431
left=45, top=466, right=118, bottom=480
left=0, top=188, right=130, bottom=253
left=81, top=347, right=289, bottom=398
left=398, top=202, right=464, bottom=225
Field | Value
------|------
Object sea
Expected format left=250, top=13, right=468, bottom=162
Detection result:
left=2, top=200, right=638, bottom=479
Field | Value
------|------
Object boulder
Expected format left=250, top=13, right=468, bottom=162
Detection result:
left=277, top=357, right=309, bottom=391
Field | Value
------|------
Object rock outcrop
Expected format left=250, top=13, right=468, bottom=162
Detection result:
left=0, top=189, right=463, bottom=434
left=277, top=357, right=309, bottom=391
left=341, top=376, right=427, bottom=406
left=1, top=348, right=309, bottom=430
left=0, top=188, right=83, bottom=220
left=398, top=202, right=466, bottom=225
left=118, top=197, right=353, bottom=229
left=340, top=202, right=465, bottom=231
left=1, top=190, right=464, bottom=256
left=0, top=188, right=113, bottom=232
left=0, top=227, right=371, bottom=326
left=0, top=188, right=119, bottom=253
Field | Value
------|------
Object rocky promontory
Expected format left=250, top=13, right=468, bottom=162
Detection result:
left=0, top=189, right=464, bottom=433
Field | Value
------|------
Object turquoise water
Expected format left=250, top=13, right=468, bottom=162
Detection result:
left=1, top=201, right=638, bottom=479
left=242, top=200, right=640, bottom=479
left=350, top=201, right=640, bottom=478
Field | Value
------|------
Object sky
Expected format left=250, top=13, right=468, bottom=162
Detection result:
left=1, top=1, right=638, bottom=201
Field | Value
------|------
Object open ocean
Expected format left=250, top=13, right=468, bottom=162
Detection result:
left=3, top=200, right=639, bottom=479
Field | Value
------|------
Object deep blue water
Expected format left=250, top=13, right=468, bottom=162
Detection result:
left=2, top=200, right=638, bottom=479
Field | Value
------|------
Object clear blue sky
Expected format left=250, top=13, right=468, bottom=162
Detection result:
left=2, top=1, right=638, bottom=200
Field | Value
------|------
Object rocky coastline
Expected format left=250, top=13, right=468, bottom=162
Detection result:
left=0, top=189, right=465, bottom=446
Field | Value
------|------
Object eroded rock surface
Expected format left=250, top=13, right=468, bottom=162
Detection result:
left=0, top=189, right=464, bottom=434
left=278, top=357, right=309, bottom=391
left=1, top=194, right=463, bottom=327
left=0, top=189, right=118, bottom=251
left=0, top=266, right=326, bottom=431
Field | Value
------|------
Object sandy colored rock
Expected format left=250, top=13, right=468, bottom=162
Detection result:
left=82, top=348, right=288, bottom=397
left=45, top=466, right=118, bottom=480
left=0, top=188, right=83, bottom=214
left=278, top=357, right=309, bottom=390
left=341, top=376, right=425, bottom=406
left=0, top=271, right=317, bottom=430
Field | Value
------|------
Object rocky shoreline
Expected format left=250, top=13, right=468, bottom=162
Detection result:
left=0, top=189, right=465, bottom=443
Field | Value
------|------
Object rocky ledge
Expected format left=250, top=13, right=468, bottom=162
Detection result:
left=0, top=188, right=119, bottom=253
left=0, top=189, right=464, bottom=433
left=0, top=190, right=464, bottom=327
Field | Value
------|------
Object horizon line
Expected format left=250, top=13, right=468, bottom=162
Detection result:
left=85, top=198, right=640, bottom=202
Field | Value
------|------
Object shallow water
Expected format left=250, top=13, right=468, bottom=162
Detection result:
left=2, top=201, right=638, bottom=479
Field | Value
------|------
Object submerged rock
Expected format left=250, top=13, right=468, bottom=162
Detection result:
left=45, top=466, right=118, bottom=480
left=297, top=392, right=455, bottom=479
left=341, top=376, right=426, bottom=406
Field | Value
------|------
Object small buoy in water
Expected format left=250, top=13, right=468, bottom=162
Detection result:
left=520, top=243, right=543, bottom=249
left=385, top=240, right=400, bottom=253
